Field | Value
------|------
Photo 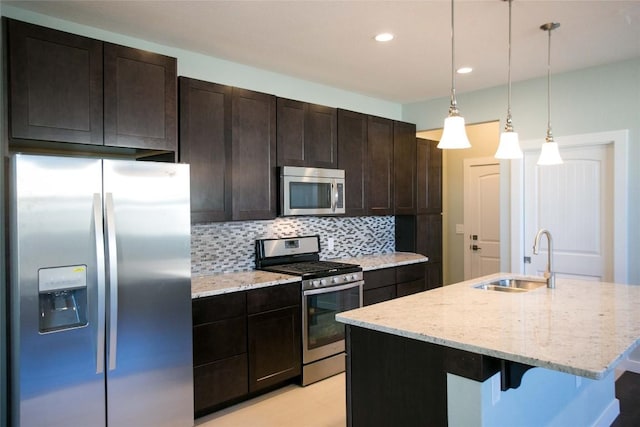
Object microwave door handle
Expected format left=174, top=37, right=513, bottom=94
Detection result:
left=332, top=182, right=338, bottom=213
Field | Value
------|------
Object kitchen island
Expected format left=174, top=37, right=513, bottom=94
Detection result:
left=336, top=273, right=640, bottom=427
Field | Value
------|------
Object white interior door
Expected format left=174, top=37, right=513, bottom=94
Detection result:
left=464, top=160, right=500, bottom=280
left=523, top=144, right=613, bottom=281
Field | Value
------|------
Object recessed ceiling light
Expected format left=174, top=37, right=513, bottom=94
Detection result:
left=374, top=33, right=394, bottom=42
left=457, top=67, right=473, bottom=74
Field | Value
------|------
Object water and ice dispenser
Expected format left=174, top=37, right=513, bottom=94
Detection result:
left=38, top=265, right=88, bottom=333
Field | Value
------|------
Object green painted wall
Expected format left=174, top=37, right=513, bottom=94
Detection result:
left=403, top=58, right=640, bottom=285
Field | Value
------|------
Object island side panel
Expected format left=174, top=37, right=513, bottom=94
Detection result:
left=345, top=325, right=447, bottom=427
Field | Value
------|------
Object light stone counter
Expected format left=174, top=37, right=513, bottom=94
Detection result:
left=191, top=271, right=299, bottom=299
left=337, top=252, right=428, bottom=271
left=191, top=252, right=427, bottom=298
left=337, top=272, right=640, bottom=380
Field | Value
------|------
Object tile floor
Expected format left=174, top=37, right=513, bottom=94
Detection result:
left=195, top=373, right=346, bottom=427
left=195, top=370, right=639, bottom=427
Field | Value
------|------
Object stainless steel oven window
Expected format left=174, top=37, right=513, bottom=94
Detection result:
left=302, top=281, right=363, bottom=364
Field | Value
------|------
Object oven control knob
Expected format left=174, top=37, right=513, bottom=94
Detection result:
left=345, top=275, right=352, bottom=281
left=312, top=280, right=320, bottom=287
left=332, top=277, right=339, bottom=284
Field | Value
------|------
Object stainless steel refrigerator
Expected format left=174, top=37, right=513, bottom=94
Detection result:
left=8, top=154, right=193, bottom=427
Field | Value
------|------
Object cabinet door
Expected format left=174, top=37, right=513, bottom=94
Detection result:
left=337, top=109, right=368, bottom=216
left=367, top=116, right=394, bottom=215
left=277, top=98, right=337, bottom=168
left=394, top=121, right=417, bottom=215
left=8, top=19, right=103, bottom=145
left=417, top=213, right=443, bottom=289
left=277, top=98, right=306, bottom=167
left=247, top=306, right=301, bottom=393
left=179, top=77, right=232, bottom=222
left=305, top=103, right=337, bottom=168
left=104, top=43, right=177, bottom=151
left=417, top=138, right=443, bottom=214
left=231, top=88, right=277, bottom=220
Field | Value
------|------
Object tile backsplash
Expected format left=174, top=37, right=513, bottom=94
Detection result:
left=191, top=216, right=395, bottom=275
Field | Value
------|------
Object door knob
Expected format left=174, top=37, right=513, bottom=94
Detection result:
left=471, top=245, right=481, bottom=251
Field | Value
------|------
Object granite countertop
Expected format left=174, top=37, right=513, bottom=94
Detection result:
left=191, top=271, right=300, bottom=299
left=336, top=272, right=640, bottom=380
left=337, top=252, right=428, bottom=271
left=191, top=252, right=428, bottom=298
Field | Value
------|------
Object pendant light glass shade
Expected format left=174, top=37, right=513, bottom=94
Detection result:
left=537, top=141, right=563, bottom=165
left=537, top=22, right=563, bottom=166
left=440, top=115, right=471, bottom=149
left=495, top=130, right=522, bottom=158
left=495, top=0, right=523, bottom=159
left=438, top=0, right=471, bottom=150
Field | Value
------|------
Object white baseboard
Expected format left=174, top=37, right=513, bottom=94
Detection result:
left=615, top=357, right=640, bottom=378
left=593, top=398, right=620, bottom=427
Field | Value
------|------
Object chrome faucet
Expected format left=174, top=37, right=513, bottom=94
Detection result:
left=533, top=228, right=556, bottom=289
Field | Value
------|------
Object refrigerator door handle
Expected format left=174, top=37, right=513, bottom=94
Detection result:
left=93, top=193, right=106, bottom=374
left=105, top=192, right=119, bottom=371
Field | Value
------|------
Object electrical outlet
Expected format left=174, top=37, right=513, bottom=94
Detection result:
left=327, top=238, right=334, bottom=251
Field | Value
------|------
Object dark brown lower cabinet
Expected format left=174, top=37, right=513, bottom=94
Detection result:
left=248, top=306, right=301, bottom=392
left=194, top=355, right=248, bottom=416
left=363, top=263, right=427, bottom=306
left=247, top=283, right=301, bottom=393
left=346, top=326, right=447, bottom=427
left=193, top=282, right=301, bottom=417
left=192, top=292, right=247, bottom=417
left=346, top=326, right=502, bottom=427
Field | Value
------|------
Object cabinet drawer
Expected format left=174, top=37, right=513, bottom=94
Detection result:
left=396, top=263, right=426, bottom=283
left=363, top=285, right=396, bottom=306
left=396, top=279, right=426, bottom=298
left=194, top=354, right=248, bottom=416
left=192, top=292, right=246, bottom=325
left=247, top=282, right=300, bottom=314
left=193, top=317, right=247, bottom=366
left=363, top=267, right=396, bottom=290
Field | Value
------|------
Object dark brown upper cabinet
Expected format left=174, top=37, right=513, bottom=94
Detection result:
left=7, top=19, right=103, bottom=145
left=231, top=88, right=277, bottom=221
left=417, top=138, right=443, bottom=214
left=104, top=43, right=177, bottom=151
left=337, top=109, right=368, bottom=216
left=7, top=19, right=177, bottom=153
left=277, top=98, right=337, bottom=168
left=366, top=116, right=394, bottom=216
left=179, top=77, right=232, bottom=223
left=393, top=121, right=417, bottom=215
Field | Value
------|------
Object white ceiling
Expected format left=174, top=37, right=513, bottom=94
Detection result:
left=6, top=0, right=640, bottom=104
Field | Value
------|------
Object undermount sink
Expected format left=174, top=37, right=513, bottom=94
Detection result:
left=473, top=278, right=547, bottom=293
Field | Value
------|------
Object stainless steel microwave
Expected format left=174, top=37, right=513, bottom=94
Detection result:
left=280, top=166, right=345, bottom=216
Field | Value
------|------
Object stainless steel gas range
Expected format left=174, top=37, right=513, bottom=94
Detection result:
left=256, top=235, right=363, bottom=386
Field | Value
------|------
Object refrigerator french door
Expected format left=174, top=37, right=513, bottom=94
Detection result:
left=9, top=154, right=193, bottom=427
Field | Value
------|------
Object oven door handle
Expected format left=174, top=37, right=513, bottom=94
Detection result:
left=303, top=280, right=364, bottom=297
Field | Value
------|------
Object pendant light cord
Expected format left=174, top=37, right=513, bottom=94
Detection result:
left=505, top=0, right=513, bottom=130
left=449, top=0, right=458, bottom=113
left=546, top=26, right=552, bottom=141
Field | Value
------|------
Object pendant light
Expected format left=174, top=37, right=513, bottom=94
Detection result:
left=438, top=0, right=471, bottom=149
left=537, top=22, right=563, bottom=165
left=495, top=0, right=523, bottom=159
